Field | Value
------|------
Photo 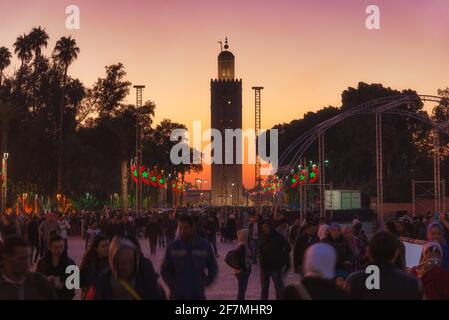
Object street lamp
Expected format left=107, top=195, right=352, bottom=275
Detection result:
left=1, top=153, right=9, bottom=212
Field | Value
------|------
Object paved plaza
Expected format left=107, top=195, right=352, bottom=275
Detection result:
left=66, top=236, right=299, bottom=300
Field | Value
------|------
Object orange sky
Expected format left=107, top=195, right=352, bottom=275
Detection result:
left=1, top=0, right=449, bottom=188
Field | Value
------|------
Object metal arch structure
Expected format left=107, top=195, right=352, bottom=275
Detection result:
left=276, top=94, right=449, bottom=226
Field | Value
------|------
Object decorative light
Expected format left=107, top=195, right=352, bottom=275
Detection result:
left=309, top=165, right=319, bottom=184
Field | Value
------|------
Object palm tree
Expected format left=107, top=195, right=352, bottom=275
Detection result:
left=53, top=36, right=80, bottom=193
left=0, top=47, right=12, bottom=88
left=13, top=33, right=32, bottom=67
left=29, top=27, right=49, bottom=70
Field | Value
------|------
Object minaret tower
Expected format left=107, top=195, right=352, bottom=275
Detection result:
left=211, top=38, right=243, bottom=206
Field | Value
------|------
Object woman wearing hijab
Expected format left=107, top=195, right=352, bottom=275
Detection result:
left=426, top=222, right=449, bottom=271
left=411, top=241, right=449, bottom=299
left=342, top=225, right=367, bottom=272
left=86, top=236, right=165, bottom=300
left=282, top=242, right=348, bottom=300
left=323, top=223, right=354, bottom=276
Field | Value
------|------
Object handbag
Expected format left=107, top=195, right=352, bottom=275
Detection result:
left=225, top=248, right=241, bottom=270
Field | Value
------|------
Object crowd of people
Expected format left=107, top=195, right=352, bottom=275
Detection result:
left=0, top=206, right=449, bottom=300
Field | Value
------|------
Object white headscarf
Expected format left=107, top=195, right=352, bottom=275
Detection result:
left=303, top=242, right=337, bottom=280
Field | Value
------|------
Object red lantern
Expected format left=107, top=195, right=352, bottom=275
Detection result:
left=131, top=165, right=145, bottom=184
left=149, top=170, right=158, bottom=187
left=300, top=169, right=307, bottom=185
left=131, top=165, right=138, bottom=184
left=309, top=165, right=319, bottom=184
left=157, top=175, right=165, bottom=188
left=171, top=179, right=184, bottom=193
left=291, top=174, right=299, bottom=188
left=141, top=168, right=151, bottom=185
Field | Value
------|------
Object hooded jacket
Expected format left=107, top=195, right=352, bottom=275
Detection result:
left=258, top=221, right=291, bottom=271
left=86, top=237, right=165, bottom=300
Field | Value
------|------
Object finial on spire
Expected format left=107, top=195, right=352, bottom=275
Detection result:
left=224, top=37, right=229, bottom=50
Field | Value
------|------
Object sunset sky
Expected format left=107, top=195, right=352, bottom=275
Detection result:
left=1, top=0, right=449, bottom=188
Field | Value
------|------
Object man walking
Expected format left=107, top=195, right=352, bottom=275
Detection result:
left=161, top=215, right=218, bottom=300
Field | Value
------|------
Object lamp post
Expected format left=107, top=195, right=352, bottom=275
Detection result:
left=1, top=153, right=9, bottom=213
left=231, top=183, right=236, bottom=207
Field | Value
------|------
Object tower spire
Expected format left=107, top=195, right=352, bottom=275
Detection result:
left=224, top=37, right=229, bottom=50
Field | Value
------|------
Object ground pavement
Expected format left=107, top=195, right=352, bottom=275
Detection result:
left=67, top=236, right=299, bottom=300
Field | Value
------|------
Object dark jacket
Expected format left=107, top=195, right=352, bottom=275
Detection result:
left=104, top=222, right=120, bottom=240
left=203, top=219, right=218, bottom=240
left=165, top=219, right=178, bottom=240
left=259, top=230, right=291, bottom=271
left=87, top=237, right=165, bottom=300
left=161, top=237, right=218, bottom=300
left=346, top=262, right=422, bottom=300
left=0, top=222, right=17, bottom=240
left=0, top=272, right=57, bottom=300
left=323, top=235, right=354, bottom=271
left=25, top=219, right=40, bottom=245
left=80, top=257, right=109, bottom=292
left=87, top=257, right=165, bottom=300
left=35, top=253, right=76, bottom=300
left=282, top=277, right=348, bottom=300
left=145, top=220, right=159, bottom=241
left=293, top=232, right=319, bottom=271
left=441, top=244, right=449, bottom=272
left=117, top=222, right=136, bottom=238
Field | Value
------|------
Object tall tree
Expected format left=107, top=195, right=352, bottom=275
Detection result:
left=91, top=63, right=131, bottom=211
left=13, top=33, right=32, bottom=67
left=53, top=36, right=80, bottom=193
left=29, top=27, right=49, bottom=71
left=0, top=47, right=11, bottom=88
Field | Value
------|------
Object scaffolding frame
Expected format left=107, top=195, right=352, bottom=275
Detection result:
left=298, top=182, right=333, bottom=222
left=412, top=179, right=446, bottom=215
left=134, top=85, right=145, bottom=214
left=252, top=87, right=264, bottom=207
